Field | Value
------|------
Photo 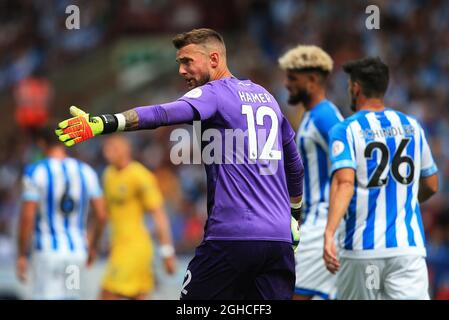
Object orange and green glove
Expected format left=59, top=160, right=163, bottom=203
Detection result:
left=55, top=106, right=107, bottom=147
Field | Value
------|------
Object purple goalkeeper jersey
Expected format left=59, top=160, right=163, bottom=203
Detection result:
left=178, top=77, right=297, bottom=242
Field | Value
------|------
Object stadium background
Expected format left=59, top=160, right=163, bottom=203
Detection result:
left=0, top=0, right=448, bottom=299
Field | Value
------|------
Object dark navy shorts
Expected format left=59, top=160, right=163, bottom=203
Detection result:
left=180, top=240, right=295, bottom=300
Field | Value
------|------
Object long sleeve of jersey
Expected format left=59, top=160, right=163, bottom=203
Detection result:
left=134, top=100, right=197, bottom=129
left=283, top=137, right=304, bottom=198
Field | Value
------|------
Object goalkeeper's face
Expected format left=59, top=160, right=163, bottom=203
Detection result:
left=176, top=44, right=212, bottom=89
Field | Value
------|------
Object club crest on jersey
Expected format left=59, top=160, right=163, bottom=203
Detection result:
left=184, top=88, right=203, bottom=99
left=332, top=140, right=345, bottom=157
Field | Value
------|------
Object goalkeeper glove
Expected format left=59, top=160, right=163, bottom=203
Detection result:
left=55, top=106, right=122, bottom=147
left=291, top=216, right=300, bottom=252
left=290, top=199, right=303, bottom=252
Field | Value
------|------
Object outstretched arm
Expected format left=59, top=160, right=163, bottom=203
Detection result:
left=56, top=101, right=197, bottom=146
left=122, top=101, right=197, bottom=131
left=121, top=109, right=141, bottom=131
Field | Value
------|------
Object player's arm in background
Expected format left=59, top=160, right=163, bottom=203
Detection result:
left=87, top=197, right=107, bottom=267
left=418, top=127, right=439, bottom=202
left=16, top=167, right=40, bottom=282
left=137, top=166, right=176, bottom=275
left=56, top=84, right=218, bottom=146
left=84, top=165, right=108, bottom=267
left=17, top=201, right=37, bottom=282
left=324, top=123, right=356, bottom=274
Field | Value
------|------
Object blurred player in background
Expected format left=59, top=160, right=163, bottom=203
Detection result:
left=324, top=57, right=439, bottom=299
left=279, top=45, right=343, bottom=299
left=279, top=45, right=343, bottom=300
left=100, top=135, right=176, bottom=300
left=55, top=28, right=304, bottom=300
left=17, top=127, right=107, bottom=299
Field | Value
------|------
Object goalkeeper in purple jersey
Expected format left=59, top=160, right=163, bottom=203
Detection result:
left=55, top=28, right=304, bottom=300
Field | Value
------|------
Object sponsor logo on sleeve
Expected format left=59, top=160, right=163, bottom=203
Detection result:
left=332, top=140, right=345, bottom=157
left=184, top=88, right=203, bottom=99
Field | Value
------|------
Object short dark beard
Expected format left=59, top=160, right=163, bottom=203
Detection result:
left=194, top=73, right=211, bottom=88
left=288, top=89, right=311, bottom=106
left=186, top=73, right=210, bottom=89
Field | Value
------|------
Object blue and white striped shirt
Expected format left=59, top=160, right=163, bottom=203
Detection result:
left=297, top=99, right=344, bottom=226
left=329, top=109, right=438, bottom=258
left=21, top=157, right=102, bottom=254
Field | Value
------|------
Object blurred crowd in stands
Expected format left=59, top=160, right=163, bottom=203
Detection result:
left=0, top=0, right=448, bottom=298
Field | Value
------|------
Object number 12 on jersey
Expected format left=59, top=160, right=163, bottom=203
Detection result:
left=241, top=104, right=281, bottom=161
